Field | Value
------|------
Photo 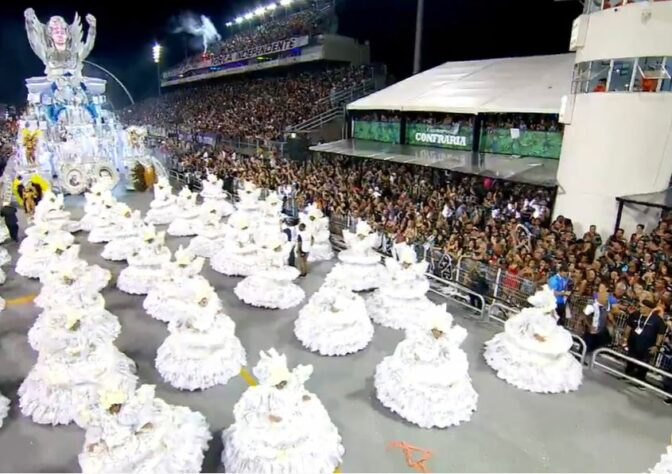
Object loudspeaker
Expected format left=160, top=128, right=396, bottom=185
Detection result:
left=286, top=135, right=310, bottom=161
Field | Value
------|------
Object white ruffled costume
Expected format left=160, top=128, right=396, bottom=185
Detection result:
left=79, top=384, right=212, bottom=473
left=0, top=392, right=9, bottom=428
left=325, top=221, right=386, bottom=292
left=145, top=177, right=179, bottom=226
left=294, top=281, right=373, bottom=356
left=211, top=214, right=263, bottom=277
left=483, top=285, right=583, bottom=393
left=188, top=202, right=228, bottom=259
left=19, top=308, right=137, bottom=427
left=234, top=236, right=304, bottom=310
left=16, top=221, right=75, bottom=278
left=200, top=173, right=234, bottom=217
left=80, top=178, right=115, bottom=232
left=88, top=195, right=123, bottom=244
left=652, top=437, right=672, bottom=473
left=255, top=192, right=284, bottom=241
left=156, top=280, right=246, bottom=390
left=144, top=246, right=209, bottom=323
left=375, top=304, right=478, bottom=428
left=229, top=181, right=263, bottom=224
left=167, top=187, right=201, bottom=237
left=300, top=204, right=333, bottom=262
left=221, top=349, right=344, bottom=473
left=33, top=190, right=81, bottom=233
left=117, top=227, right=172, bottom=295
left=101, top=204, right=146, bottom=262
left=368, top=243, right=435, bottom=330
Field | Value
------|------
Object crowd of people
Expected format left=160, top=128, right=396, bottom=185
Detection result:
left=165, top=0, right=333, bottom=77
left=0, top=119, right=17, bottom=176
left=482, top=113, right=561, bottom=132
left=121, top=65, right=373, bottom=142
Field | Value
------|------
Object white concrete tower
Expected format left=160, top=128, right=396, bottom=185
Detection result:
left=554, top=0, right=672, bottom=236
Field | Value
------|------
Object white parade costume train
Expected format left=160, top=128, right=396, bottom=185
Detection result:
left=101, top=204, right=145, bottom=262
left=294, top=281, right=373, bottom=356
left=300, top=204, right=333, bottom=262
left=221, top=349, right=344, bottom=473
left=117, top=227, right=172, bottom=295
left=79, top=384, right=211, bottom=473
left=211, top=214, right=263, bottom=277
left=374, top=303, right=478, bottom=429
left=483, top=285, right=583, bottom=394
left=188, top=202, right=228, bottom=259
left=167, top=187, right=201, bottom=237
left=144, top=246, right=208, bottom=323
left=145, top=177, right=179, bottom=226
left=652, top=437, right=672, bottom=473
left=32, top=190, right=81, bottom=233
left=234, top=235, right=304, bottom=310
left=367, top=242, right=435, bottom=330
left=200, top=173, right=234, bottom=217
left=325, top=221, right=386, bottom=292
left=155, top=279, right=247, bottom=391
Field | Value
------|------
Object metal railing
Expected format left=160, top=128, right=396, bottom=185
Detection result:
left=590, top=348, right=672, bottom=398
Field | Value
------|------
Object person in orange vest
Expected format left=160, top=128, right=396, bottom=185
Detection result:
left=593, top=79, right=607, bottom=92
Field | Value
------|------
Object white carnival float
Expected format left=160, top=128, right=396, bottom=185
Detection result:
left=483, top=285, right=583, bottom=393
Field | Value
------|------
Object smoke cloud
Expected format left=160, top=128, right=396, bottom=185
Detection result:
left=171, top=12, right=222, bottom=53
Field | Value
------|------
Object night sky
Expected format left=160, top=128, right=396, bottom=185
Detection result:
left=0, top=0, right=581, bottom=105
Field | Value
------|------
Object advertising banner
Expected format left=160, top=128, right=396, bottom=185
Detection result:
left=479, top=128, right=563, bottom=159
left=406, top=122, right=473, bottom=150
left=353, top=120, right=401, bottom=144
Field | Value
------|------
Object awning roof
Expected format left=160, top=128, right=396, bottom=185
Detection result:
left=347, top=53, right=575, bottom=115
left=310, top=139, right=558, bottom=187
left=617, top=188, right=672, bottom=210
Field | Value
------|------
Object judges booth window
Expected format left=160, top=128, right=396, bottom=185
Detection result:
left=405, top=112, right=475, bottom=150
left=573, top=57, right=672, bottom=93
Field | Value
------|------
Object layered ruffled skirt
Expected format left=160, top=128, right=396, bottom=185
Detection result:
left=234, top=268, right=304, bottom=309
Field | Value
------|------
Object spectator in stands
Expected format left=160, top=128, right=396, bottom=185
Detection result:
left=621, top=299, right=667, bottom=384
left=549, top=266, right=571, bottom=326
left=582, top=283, right=616, bottom=354
left=593, top=79, right=607, bottom=93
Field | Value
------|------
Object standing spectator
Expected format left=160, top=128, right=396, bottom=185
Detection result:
left=1, top=203, right=18, bottom=242
left=549, top=266, right=571, bottom=326
left=295, top=223, right=311, bottom=277
left=582, top=283, right=615, bottom=354
left=621, top=299, right=667, bottom=384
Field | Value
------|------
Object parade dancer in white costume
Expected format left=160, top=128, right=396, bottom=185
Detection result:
left=211, top=214, right=262, bottom=277
left=144, top=246, right=208, bottom=323
left=221, top=349, right=344, bottom=473
left=0, top=392, right=8, bottom=429
left=167, top=187, right=201, bottom=237
left=80, top=178, right=115, bottom=232
left=88, top=195, right=122, bottom=244
left=79, top=384, right=212, bottom=473
left=0, top=240, right=11, bottom=285
left=374, top=303, right=477, bottom=428
left=0, top=218, right=10, bottom=244
left=145, top=176, right=178, bottom=226
left=325, top=221, right=386, bottom=292
left=117, top=227, right=172, bottom=295
left=35, top=250, right=111, bottom=308
left=294, top=280, right=373, bottom=356
left=234, top=235, right=304, bottom=309
left=33, top=190, right=81, bottom=233
left=367, top=242, right=435, bottom=330
left=652, top=436, right=672, bottom=473
left=16, top=224, right=65, bottom=278
left=229, top=181, right=263, bottom=224
left=188, top=202, right=228, bottom=259
left=256, top=191, right=284, bottom=240
left=200, top=173, right=234, bottom=217
left=19, top=311, right=137, bottom=426
left=156, top=279, right=246, bottom=390
left=483, top=285, right=583, bottom=393
left=300, top=203, right=333, bottom=262
left=101, top=204, right=145, bottom=262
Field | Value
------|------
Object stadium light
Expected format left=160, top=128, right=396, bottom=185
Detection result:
left=243, top=12, right=254, bottom=20
left=235, top=16, right=244, bottom=24
left=225, top=21, right=233, bottom=27
left=266, top=3, right=278, bottom=10
left=254, top=6, right=267, bottom=16
left=152, top=43, right=162, bottom=64
left=280, top=0, right=293, bottom=6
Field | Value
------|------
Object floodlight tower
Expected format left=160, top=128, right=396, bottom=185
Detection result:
left=152, top=43, right=162, bottom=96
left=554, top=1, right=672, bottom=235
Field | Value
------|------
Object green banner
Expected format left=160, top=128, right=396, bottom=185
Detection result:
left=406, top=122, right=473, bottom=150
left=479, top=128, right=563, bottom=159
left=353, top=120, right=401, bottom=144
